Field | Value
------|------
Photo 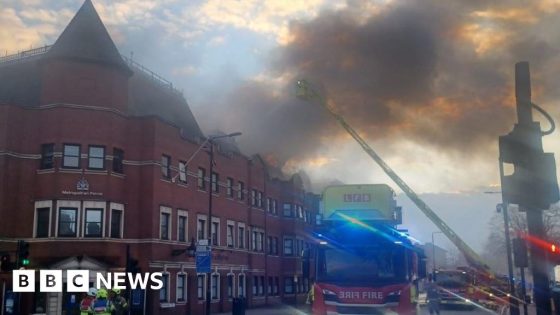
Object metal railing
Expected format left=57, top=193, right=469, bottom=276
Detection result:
left=0, top=45, right=182, bottom=95
left=121, top=55, right=182, bottom=95
left=0, top=45, right=52, bottom=65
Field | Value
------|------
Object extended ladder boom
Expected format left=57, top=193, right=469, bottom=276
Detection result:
left=296, top=80, right=490, bottom=272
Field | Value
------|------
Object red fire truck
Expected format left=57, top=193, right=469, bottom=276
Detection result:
left=434, top=269, right=478, bottom=309
left=303, top=184, right=427, bottom=315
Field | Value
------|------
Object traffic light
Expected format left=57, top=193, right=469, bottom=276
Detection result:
left=1, top=254, right=12, bottom=272
left=552, top=244, right=557, bottom=253
left=499, top=123, right=559, bottom=210
left=512, top=238, right=528, bottom=268
left=17, top=240, right=30, bottom=268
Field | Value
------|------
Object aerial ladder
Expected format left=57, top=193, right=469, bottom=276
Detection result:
left=295, top=79, right=491, bottom=274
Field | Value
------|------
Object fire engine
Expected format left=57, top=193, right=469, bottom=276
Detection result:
left=302, top=184, right=427, bottom=315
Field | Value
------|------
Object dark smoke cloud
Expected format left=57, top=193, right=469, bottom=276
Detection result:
left=199, top=0, right=560, bottom=168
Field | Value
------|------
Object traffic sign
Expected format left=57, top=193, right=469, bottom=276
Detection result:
left=196, top=251, right=211, bottom=273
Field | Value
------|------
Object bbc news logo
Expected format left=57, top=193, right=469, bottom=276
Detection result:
left=13, top=270, right=163, bottom=292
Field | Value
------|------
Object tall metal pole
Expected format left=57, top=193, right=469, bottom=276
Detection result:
left=432, top=233, right=436, bottom=274
left=499, top=200, right=519, bottom=315
left=431, top=231, right=442, bottom=274
left=515, top=62, right=551, bottom=315
left=520, top=266, right=528, bottom=315
left=206, top=140, right=214, bottom=315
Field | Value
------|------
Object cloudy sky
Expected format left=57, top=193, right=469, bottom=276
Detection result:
left=2, top=0, right=560, bottom=253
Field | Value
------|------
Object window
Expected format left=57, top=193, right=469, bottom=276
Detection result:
left=160, top=212, right=170, bottom=240
left=268, top=277, right=273, bottom=295
left=259, top=276, right=265, bottom=296
left=252, top=230, right=257, bottom=251
left=238, top=225, right=245, bottom=249
left=88, top=146, right=105, bottom=170
left=252, top=276, right=258, bottom=296
left=238, top=274, right=246, bottom=297
left=251, top=189, right=256, bottom=206
left=227, top=274, right=235, bottom=298
left=197, top=274, right=205, bottom=299
left=211, top=274, right=220, bottom=299
left=272, top=200, right=277, bottom=215
left=274, top=277, right=279, bottom=295
left=227, top=223, right=234, bottom=248
left=284, top=277, right=294, bottom=294
left=179, top=161, right=187, bottom=184
left=160, top=274, right=169, bottom=302
left=251, top=229, right=264, bottom=252
left=257, top=191, right=262, bottom=208
left=110, top=209, right=122, bottom=238
left=177, top=274, right=186, bottom=302
left=112, top=148, right=124, bottom=173
left=58, top=208, right=77, bottom=237
left=284, top=238, right=294, bottom=256
left=211, top=172, right=219, bottom=193
left=268, top=236, right=278, bottom=255
left=257, top=232, right=264, bottom=252
left=63, top=144, right=80, bottom=168
left=161, top=155, right=171, bottom=179
left=211, top=220, right=219, bottom=246
left=283, top=203, right=293, bottom=217
left=36, top=208, right=50, bottom=238
left=266, top=198, right=271, bottom=212
left=178, top=214, right=187, bottom=242
left=237, top=182, right=245, bottom=200
left=197, top=218, right=207, bottom=240
left=84, top=208, right=103, bottom=237
left=40, top=144, right=54, bottom=169
left=198, top=168, right=206, bottom=190
left=226, top=178, right=233, bottom=197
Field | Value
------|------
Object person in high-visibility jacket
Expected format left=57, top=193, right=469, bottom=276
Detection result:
left=80, top=288, right=97, bottom=315
left=306, top=281, right=315, bottom=305
left=90, top=288, right=114, bottom=315
left=110, top=288, right=129, bottom=315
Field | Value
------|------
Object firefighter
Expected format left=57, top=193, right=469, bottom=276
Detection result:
left=426, top=281, right=441, bottom=315
left=90, top=288, right=114, bottom=314
left=80, top=288, right=97, bottom=315
left=110, top=288, right=129, bottom=315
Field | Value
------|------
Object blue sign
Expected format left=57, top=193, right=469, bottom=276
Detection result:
left=196, top=251, right=211, bottom=273
left=131, top=288, right=144, bottom=307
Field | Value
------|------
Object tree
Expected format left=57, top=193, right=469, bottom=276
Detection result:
left=481, top=203, right=560, bottom=274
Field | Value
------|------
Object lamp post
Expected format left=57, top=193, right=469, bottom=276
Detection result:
left=205, top=132, right=241, bottom=315
left=431, top=231, right=443, bottom=275
left=487, top=190, right=520, bottom=315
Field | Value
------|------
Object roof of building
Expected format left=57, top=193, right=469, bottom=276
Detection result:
left=0, top=0, right=204, bottom=141
left=45, top=0, right=130, bottom=73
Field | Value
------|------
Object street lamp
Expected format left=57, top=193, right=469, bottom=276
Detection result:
left=488, top=189, right=520, bottom=314
left=431, top=231, right=443, bottom=275
left=205, top=132, right=241, bottom=315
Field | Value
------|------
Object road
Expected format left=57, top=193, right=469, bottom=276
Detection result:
left=418, top=306, right=501, bottom=315
left=217, top=304, right=501, bottom=315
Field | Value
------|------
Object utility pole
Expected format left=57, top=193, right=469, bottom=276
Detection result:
left=499, top=62, right=559, bottom=315
left=499, top=201, right=519, bottom=315
left=206, top=140, right=214, bottom=315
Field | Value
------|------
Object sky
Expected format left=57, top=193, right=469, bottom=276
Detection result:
left=2, top=0, right=560, bottom=254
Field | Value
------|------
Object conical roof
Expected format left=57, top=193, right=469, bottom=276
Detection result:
left=45, top=0, right=130, bottom=73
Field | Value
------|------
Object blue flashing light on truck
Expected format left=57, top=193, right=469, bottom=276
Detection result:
left=302, top=184, right=427, bottom=315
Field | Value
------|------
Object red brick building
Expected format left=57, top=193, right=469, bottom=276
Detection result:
left=0, top=1, right=317, bottom=314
